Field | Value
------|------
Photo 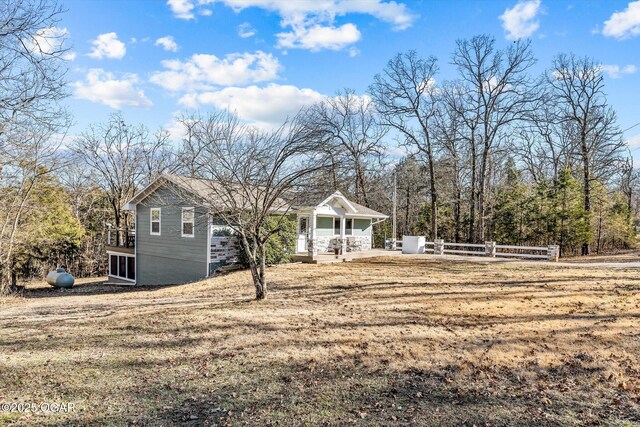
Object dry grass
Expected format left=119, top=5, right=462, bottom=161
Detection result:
left=1, top=256, right=640, bottom=426
left=562, top=250, right=640, bottom=264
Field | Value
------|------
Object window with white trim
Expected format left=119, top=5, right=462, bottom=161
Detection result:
left=334, top=218, right=340, bottom=235
left=182, top=207, right=194, bottom=237
left=345, top=218, right=353, bottom=236
left=150, top=208, right=161, bottom=235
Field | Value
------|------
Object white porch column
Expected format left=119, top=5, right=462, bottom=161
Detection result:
left=308, top=212, right=317, bottom=256
left=340, top=215, right=347, bottom=254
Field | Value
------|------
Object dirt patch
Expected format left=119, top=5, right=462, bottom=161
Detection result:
left=1, top=257, right=639, bottom=426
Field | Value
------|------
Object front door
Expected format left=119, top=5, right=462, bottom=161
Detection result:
left=297, top=217, right=308, bottom=253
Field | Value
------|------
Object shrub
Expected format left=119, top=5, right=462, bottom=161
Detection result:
left=237, top=215, right=297, bottom=267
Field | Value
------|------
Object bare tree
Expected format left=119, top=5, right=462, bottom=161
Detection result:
left=0, top=0, right=68, bottom=134
left=512, top=102, right=575, bottom=185
left=435, top=82, right=468, bottom=242
left=59, top=163, right=111, bottom=277
left=0, top=119, right=68, bottom=293
left=72, top=113, right=175, bottom=244
left=548, top=54, right=626, bottom=255
left=0, top=0, right=70, bottom=294
left=452, top=35, right=540, bottom=242
left=177, top=111, right=325, bottom=300
left=394, top=156, right=426, bottom=236
left=304, top=89, right=387, bottom=205
left=370, top=51, right=441, bottom=239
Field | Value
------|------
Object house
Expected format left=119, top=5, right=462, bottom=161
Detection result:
left=105, top=174, right=387, bottom=285
left=294, top=190, right=388, bottom=259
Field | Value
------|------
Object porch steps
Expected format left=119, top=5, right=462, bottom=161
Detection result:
left=292, top=249, right=397, bottom=264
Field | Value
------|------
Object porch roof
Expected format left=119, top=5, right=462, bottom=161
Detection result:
left=296, top=190, right=388, bottom=219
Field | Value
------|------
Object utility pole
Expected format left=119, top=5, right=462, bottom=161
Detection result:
left=392, top=172, right=397, bottom=250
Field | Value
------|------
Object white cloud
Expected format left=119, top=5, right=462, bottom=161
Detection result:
left=167, top=0, right=195, bottom=19
left=178, top=83, right=324, bottom=127
left=165, top=114, right=190, bottom=141
left=30, top=26, right=66, bottom=54
left=74, top=69, right=153, bottom=109
left=626, top=133, right=640, bottom=148
left=168, top=0, right=415, bottom=28
left=27, top=26, right=76, bottom=61
left=167, top=0, right=416, bottom=51
left=499, top=0, right=542, bottom=40
left=149, top=51, right=282, bottom=91
left=600, top=64, right=637, bottom=78
left=238, top=22, right=257, bottom=38
left=88, top=32, right=126, bottom=59
left=155, top=35, right=179, bottom=52
left=63, top=52, right=77, bottom=61
left=277, top=23, right=361, bottom=51
left=602, top=1, right=640, bottom=39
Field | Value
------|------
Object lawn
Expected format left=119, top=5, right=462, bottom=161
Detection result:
left=1, top=256, right=640, bottom=426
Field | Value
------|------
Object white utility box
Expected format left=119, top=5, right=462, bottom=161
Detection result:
left=402, top=236, right=425, bottom=254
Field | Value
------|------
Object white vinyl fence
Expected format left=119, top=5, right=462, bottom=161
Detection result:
left=394, top=238, right=559, bottom=262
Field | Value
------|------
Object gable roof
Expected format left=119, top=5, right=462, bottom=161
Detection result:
left=347, top=199, right=389, bottom=219
left=298, top=190, right=388, bottom=219
left=123, top=174, right=290, bottom=213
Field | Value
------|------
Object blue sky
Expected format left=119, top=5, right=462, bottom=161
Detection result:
left=58, top=0, right=640, bottom=156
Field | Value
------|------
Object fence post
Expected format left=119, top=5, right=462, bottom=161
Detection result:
left=547, top=245, right=559, bottom=262
left=434, top=239, right=445, bottom=255
left=485, top=241, right=496, bottom=257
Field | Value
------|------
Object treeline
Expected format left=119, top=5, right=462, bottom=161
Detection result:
left=304, top=37, right=638, bottom=257
left=0, top=1, right=637, bottom=294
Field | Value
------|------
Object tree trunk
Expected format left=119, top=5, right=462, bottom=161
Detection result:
left=112, top=198, right=121, bottom=246
left=355, top=158, right=369, bottom=206
left=453, top=154, right=461, bottom=243
left=240, top=235, right=267, bottom=301
left=581, top=135, right=591, bottom=256
left=468, top=134, right=477, bottom=243
left=477, top=147, right=489, bottom=243
left=0, top=268, right=9, bottom=296
left=254, top=244, right=267, bottom=300
left=426, top=142, right=438, bottom=240
left=596, top=206, right=603, bottom=255
left=404, top=187, right=411, bottom=235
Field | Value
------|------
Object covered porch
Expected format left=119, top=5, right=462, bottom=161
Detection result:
left=294, top=190, right=387, bottom=261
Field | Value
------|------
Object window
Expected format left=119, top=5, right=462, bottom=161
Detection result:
left=109, top=254, right=136, bottom=281
left=299, top=217, right=308, bottom=234
left=150, top=208, right=161, bottom=235
left=118, top=256, right=127, bottom=278
left=126, top=257, right=136, bottom=280
left=333, top=218, right=353, bottom=235
left=110, top=255, right=118, bottom=276
left=182, top=207, right=194, bottom=237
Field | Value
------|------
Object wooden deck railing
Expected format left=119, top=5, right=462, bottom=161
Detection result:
left=105, top=228, right=136, bottom=248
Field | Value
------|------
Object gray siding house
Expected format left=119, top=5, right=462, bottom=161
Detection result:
left=105, top=175, right=387, bottom=285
